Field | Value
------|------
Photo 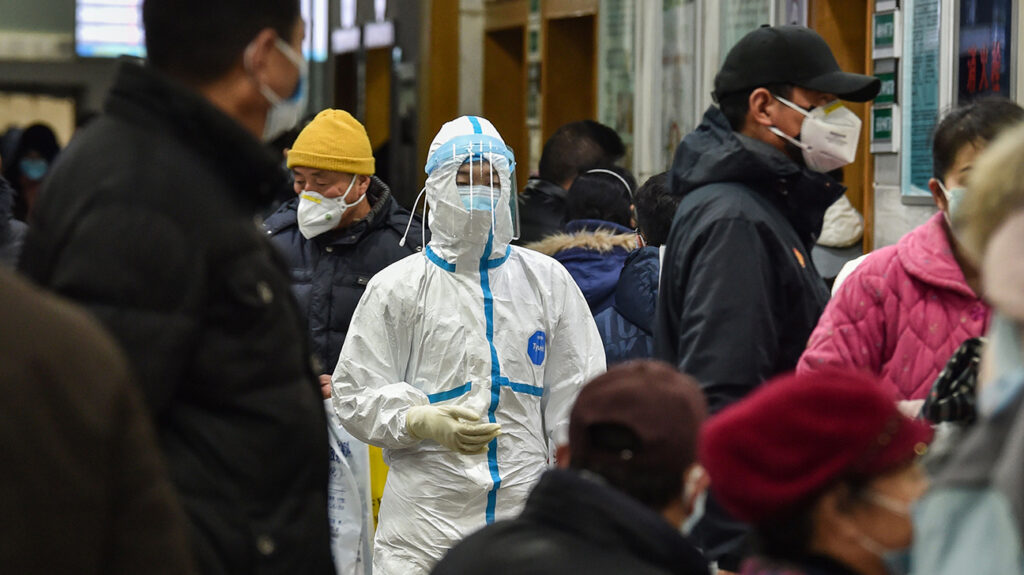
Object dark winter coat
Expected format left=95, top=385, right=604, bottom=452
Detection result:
left=0, top=267, right=196, bottom=575
left=516, top=177, right=568, bottom=244
left=431, top=468, right=710, bottom=575
left=0, top=176, right=26, bottom=267
left=18, top=62, right=332, bottom=574
left=654, top=106, right=841, bottom=571
left=594, top=246, right=660, bottom=365
left=526, top=219, right=636, bottom=314
left=264, top=178, right=423, bottom=373
left=655, top=106, right=839, bottom=413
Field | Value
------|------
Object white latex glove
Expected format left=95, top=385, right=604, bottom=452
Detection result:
left=405, top=405, right=502, bottom=455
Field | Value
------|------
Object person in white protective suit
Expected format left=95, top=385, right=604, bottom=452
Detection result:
left=331, top=115, right=607, bottom=575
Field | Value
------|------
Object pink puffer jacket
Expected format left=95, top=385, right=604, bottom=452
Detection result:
left=798, top=213, right=990, bottom=400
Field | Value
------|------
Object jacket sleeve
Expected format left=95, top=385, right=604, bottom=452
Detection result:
left=666, top=217, right=782, bottom=413
left=542, top=275, right=607, bottom=446
left=797, top=260, right=886, bottom=378
left=331, top=277, right=429, bottom=449
left=22, top=205, right=203, bottom=417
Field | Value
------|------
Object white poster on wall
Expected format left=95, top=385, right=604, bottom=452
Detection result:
left=720, top=0, right=772, bottom=64
left=661, top=0, right=698, bottom=172
left=598, top=0, right=636, bottom=167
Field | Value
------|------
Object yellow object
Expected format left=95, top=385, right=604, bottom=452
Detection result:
left=368, top=446, right=388, bottom=529
left=287, top=109, right=375, bottom=175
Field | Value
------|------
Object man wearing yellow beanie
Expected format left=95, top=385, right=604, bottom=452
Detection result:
left=263, top=108, right=424, bottom=575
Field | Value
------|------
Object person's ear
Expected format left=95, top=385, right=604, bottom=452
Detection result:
left=243, top=28, right=279, bottom=79
left=748, top=88, right=777, bottom=128
left=555, top=444, right=571, bottom=469
left=928, top=177, right=949, bottom=212
left=356, top=174, right=372, bottom=194
left=630, top=204, right=637, bottom=229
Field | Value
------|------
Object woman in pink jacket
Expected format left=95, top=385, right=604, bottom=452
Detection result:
left=798, top=99, right=1024, bottom=401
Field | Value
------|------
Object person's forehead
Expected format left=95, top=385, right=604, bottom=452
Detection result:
left=293, top=167, right=342, bottom=178
left=792, top=86, right=836, bottom=104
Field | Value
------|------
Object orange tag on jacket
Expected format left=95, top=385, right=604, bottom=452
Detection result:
left=793, top=247, right=806, bottom=268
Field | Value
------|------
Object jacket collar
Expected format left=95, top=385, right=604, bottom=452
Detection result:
left=105, top=61, right=287, bottom=212
left=673, top=106, right=845, bottom=245
left=522, top=469, right=710, bottom=575
left=522, top=177, right=568, bottom=202
left=897, top=212, right=978, bottom=298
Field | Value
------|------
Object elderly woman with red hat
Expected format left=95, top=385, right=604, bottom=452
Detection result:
left=700, top=369, right=933, bottom=575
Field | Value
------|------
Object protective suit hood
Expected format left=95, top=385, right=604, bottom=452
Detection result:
left=424, top=116, right=516, bottom=265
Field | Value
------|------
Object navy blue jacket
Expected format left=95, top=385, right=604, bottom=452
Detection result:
left=526, top=219, right=637, bottom=315
left=594, top=246, right=660, bottom=365
left=265, top=178, right=423, bottom=373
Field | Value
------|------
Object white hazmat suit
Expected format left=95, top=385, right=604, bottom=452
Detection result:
left=331, top=116, right=606, bottom=575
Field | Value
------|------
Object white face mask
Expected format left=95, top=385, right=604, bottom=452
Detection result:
left=769, top=95, right=863, bottom=173
left=296, top=176, right=365, bottom=239
left=936, top=180, right=967, bottom=228
left=250, top=37, right=309, bottom=142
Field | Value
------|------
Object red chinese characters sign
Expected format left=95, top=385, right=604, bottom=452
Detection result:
left=958, top=0, right=1013, bottom=102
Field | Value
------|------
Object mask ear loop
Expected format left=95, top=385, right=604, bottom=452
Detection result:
left=399, top=185, right=428, bottom=248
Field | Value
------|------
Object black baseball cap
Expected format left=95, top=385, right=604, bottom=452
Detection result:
left=713, top=25, right=881, bottom=103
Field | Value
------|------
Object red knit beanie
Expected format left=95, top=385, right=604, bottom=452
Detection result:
left=699, top=369, right=933, bottom=524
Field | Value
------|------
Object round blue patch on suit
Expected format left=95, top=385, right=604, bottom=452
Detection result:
left=528, top=331, right=546, bottom=365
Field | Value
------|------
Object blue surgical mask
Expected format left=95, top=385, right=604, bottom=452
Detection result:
left=458, top=184, right=499, bottom=212
left=19, top=157, right=48, bottom=181
left=255, top=37, right=308, bottom=142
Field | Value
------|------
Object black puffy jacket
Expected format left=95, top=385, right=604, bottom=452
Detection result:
left=655, top=106, right=840, bottom=413
left=432, top=469, right=709, bottom=575
left=19, top=62, right=332, bottom=574
left=264, top=178, right=423, bottom=373
left=654, top=105, right=842, bottom=571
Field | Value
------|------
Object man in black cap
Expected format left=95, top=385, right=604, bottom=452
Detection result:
left=653, top=25, right=880, bottom=571
left=430, top=360, right=710, bottom=575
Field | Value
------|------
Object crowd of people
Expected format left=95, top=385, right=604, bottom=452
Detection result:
left=3, top=1, right=1024, bottom=575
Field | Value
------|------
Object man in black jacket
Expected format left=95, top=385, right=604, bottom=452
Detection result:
left=517, top=120, right=625, bottom=244
left=653, top=25, right=880, bottom=572
left=431, top=360, right=710, bottom=575
left=264, top=108, right=423, bottom=393
left=18, top=0, right=333, bottom=573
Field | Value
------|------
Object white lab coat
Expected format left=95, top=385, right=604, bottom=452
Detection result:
left=331, top=116, right=606, bottom=575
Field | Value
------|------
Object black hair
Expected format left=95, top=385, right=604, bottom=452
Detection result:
left=570, top=423, right=685, bottom=510
left=718, top=83, right=794, bottom=132
left=2, top=123, right=60, bottom=220
left=752, top=475, right=871, bottom=564
left=932, top=97, right=1024, bottom=181
left=538, top=121, right=625, bottom=187
left=565, top=165, right=637, bottom=227
left=633, top=172, right=679, bottom=247
left=143, top=0, right=301, bottom=85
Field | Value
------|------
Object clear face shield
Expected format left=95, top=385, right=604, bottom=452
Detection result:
left=424, top=134, right=519, bottom=242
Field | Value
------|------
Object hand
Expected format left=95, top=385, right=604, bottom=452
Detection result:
left=405, top=405, right=501, bottom=455
left=319, top=374, right=332, bottom=399
left=897, top=399, right=925, bottom=419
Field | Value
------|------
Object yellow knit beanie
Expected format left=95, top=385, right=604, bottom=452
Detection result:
left=287, top=109, right=375, bottom=175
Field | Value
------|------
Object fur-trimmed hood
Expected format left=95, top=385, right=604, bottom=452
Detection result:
left=525, top=221, right=637, bottom=256
left=526, top=219, right=636, bottom=314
